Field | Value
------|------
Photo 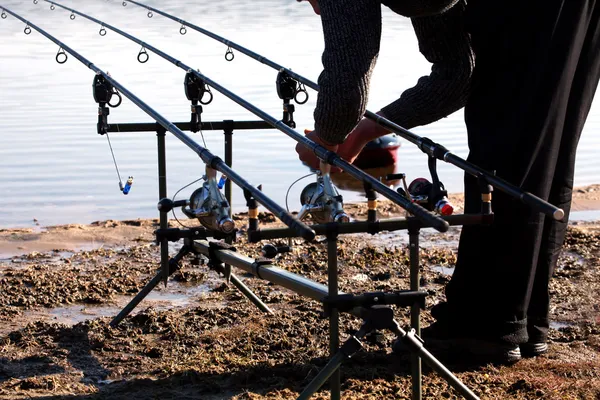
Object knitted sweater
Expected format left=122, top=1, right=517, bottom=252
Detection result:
left=314, top=0, right=474, bottom=144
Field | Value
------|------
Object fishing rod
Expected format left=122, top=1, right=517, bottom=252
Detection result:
left=41, top=0, right=449, bottom=233
left=0, top=6, right=316, bottom=243
left=120, top=0, right=565, bottom=221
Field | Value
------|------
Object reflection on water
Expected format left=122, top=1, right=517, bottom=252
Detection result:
left=0, top=0, right=598, bottom=228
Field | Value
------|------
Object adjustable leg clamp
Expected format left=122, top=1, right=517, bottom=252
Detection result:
left=250, top=257, right=272, bottom=279
left=155, top=227, right=210, bottom=242
left=323, top=290, right=427, bottom=316
left=208, top=241, right=237, bottom=283
left=400, top=328, right=425, bottom=352
left=339, top=335, right=364, bottom=359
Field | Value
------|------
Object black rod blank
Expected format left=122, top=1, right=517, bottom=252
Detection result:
left=120, top=0, right=564, bottom=221
left=1, top=6, right=315, bottom=241
left=43, top=0, right=449, bottom=233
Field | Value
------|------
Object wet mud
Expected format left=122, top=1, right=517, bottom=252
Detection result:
left=1, top=203, right=599, bottom=399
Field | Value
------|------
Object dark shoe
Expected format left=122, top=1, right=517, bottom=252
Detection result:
left=425, top=336, right=522, bottom=364
left=394, top=322, right=522, bottom=365
left=520, top=341, right=548, bottom=357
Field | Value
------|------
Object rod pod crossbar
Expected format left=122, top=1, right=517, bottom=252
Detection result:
left=0, top=6, right=315, bottom=243
left=50, top=0, right=449, bottom=232
left=120, top=0, right=564, bottom=221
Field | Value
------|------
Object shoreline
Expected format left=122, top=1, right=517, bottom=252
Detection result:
left=0, top=187, right=599, bottom=399
left=2, top=184, right=600, bottom=258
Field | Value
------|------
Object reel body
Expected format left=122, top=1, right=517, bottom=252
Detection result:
left=406, top=178, right=454, bottom=216
left=298, top=173, right=349, bottom=224
left=182, top=169, right=235, bottom=233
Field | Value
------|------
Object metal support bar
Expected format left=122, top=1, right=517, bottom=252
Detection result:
left=191, top=240, right=363, bottom=316
left=297, top=324, right=369, bottom=400
left=105, top=120, right=273, bottom=133
left=248, top=214, right=492, bottom=242
left=223, top=120, right=234, bottom=211
left=157, top=127, right=169, bottom=285
left=394, top=325, right=480, bottom=400
left=408, top=223, right=422, bottom=400
left=208, top=256, right=273, bottom=314
left=327, top=232, right=340, bottom=400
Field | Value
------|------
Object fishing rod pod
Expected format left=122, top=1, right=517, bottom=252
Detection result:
left=47, top=0, right=446, bottom=232
left=123, top=0, right=564, bottom=221
left=4, top=7, right=484, bottom=399
left=182, top=167, right=235, bottom=234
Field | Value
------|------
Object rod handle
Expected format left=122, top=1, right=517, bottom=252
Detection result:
left=279, top=212, right=316, bottom=241
left=521, top=192, right=565, bottom=221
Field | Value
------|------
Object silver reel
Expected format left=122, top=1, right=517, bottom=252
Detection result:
left=182, top=167, right=235, bottom=233
left=297, top=168, right=349, bottom=224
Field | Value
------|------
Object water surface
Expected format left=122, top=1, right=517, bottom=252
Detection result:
left=1, top=0, right=598, bottom=228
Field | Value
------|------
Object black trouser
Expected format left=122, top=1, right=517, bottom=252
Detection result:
left=441, top=0, right=600, bottom=344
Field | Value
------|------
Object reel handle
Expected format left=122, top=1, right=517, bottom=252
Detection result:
left=157, top=198, right=188, bottom=213
left=261, top=244, right=291, bottom=259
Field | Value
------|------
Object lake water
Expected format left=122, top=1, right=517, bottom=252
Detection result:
left=1, top=0, right=599, bottom=228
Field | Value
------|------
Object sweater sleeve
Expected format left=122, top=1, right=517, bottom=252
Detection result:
left=380, top=0, right=474, bottom=129
left=314, top=0, right=382, bottom=145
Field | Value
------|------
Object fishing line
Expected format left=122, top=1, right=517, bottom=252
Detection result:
left=285, top=173, right=314, bottom=212
left=172, top=177, right=204, bottom=228
left=105, top=133, right=124, bottom=190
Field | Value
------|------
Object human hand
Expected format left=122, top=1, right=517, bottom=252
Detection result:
left=337, top=112, right=390, bottom=164
left=295, top=129, right=340, bottom=172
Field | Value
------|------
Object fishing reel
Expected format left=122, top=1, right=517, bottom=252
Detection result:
left=297, top=164, right=349, bottom=224
left=391, top=174, right=454, bottom=216
left=181, top=167, right=235, bottom=234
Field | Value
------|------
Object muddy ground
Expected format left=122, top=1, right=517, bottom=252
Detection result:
left=1, top=186, right=599, bottom=399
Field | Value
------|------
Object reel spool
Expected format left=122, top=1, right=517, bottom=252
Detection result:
left=182, top=169, right=235, bottom=234
left=297, top=174, right=349, bottom=224
left=407, top=178, right=454, bottom=216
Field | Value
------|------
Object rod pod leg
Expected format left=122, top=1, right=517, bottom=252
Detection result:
left=327, top=231, right=341, bottom=400
left=204, top=241, right=273, bottom=314
left=157, top=128, right=170, bottom=286
left=391, top=323, right=480, bottom=400
left=110, top=245, right=191, bottom=327
left=206, top=256, right=273, bottom=315
left=297, top=324, right=369, bottom=400
left=408, top=224, right=422, bottom=400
